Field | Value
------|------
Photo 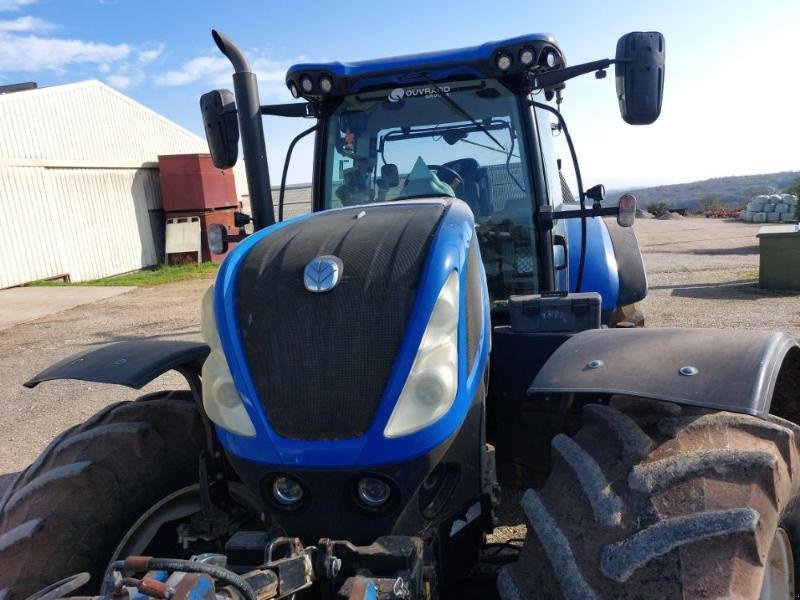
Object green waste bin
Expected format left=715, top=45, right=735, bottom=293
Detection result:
left=757, top=225, right=800, bottom=291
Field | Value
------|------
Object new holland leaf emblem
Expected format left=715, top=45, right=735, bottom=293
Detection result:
left=303, top=255, right=343, bottom=293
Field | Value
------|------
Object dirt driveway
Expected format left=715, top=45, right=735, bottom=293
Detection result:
left=1, top=218, right=798, bottom=481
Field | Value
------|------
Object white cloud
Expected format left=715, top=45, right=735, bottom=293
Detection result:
left=0, top=0, right=36, bottom=11
left=153, top=51, right=307, bottom=102
left=0, top=32, right=130, bottom=71
left=106, top=71, right=144, bottom=90
left=137, top=45, right=163, bottom=65
left=0, top=13, right=164, bottom=93
left=0, top=15, right=53, bottom=31
left=105, top=73, right=132, bottom=89
left=103, top=46, right=164, bottom=90
left=153, top=55, right=229, bottom=86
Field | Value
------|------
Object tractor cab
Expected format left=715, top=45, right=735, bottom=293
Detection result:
left=290, top=35, right=568, bottom=311
left=317, top=78, right=541, bottom=306
left=204, top=31, right=663, bottom=323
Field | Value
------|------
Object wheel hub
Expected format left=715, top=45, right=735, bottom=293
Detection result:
left=760, top=527, right=794, bottom=600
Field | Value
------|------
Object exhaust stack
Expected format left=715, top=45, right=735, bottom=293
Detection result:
left=212, top=30, right=275, bottom=230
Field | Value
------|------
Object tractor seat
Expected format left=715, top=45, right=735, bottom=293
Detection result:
left=443, top=158, right=486, bottom=216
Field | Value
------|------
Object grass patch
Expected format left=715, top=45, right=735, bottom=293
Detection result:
left=26, top=263, right=219, bottom=287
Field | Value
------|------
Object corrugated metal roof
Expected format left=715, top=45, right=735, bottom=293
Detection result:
left=0, top=80, right=207, bottom=165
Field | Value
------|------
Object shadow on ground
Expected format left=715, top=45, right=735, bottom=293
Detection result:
left=649, top=280, right=799, bottom=300
left=690, top=245, right=759, bottom=256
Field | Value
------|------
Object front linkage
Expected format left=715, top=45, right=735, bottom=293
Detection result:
left=45, top=535, right=428, bottom=600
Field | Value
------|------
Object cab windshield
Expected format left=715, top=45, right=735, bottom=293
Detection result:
left=322, top=79, right=539, bottom=303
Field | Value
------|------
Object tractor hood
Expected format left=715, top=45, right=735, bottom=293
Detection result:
left=204, top=199, right=490, bottom=468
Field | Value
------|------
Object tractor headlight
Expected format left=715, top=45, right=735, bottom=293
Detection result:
left=201, top=286, right=256, bottom=437
left=384, top=271, right=459, bottom=438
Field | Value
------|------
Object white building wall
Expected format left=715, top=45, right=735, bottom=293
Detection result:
left=0, top=166, right=68, bottom=287
left=0, top=80, right=223, bottom=288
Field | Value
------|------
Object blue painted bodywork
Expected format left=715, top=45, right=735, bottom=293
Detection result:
left=212, top=200, right=490, bottom=469
left=287, top=33, right=556, bottom=93
left=564, top=216, right=620, bottom=309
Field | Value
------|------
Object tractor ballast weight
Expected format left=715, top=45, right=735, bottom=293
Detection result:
left=6, top=26, right=800, bottom=600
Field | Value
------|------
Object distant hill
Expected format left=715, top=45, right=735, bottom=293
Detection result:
left=607, top=171, right=800, bottom=211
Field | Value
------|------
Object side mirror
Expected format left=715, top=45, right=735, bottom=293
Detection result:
left=615, top=32, right=665, bottom=125
left=207, top=223, right=229, bottom=255
left=200, top=89, right=239, bottom=168
left=338, top=111, right=368, bottom=135
left=617, top=193, right=637, bottom=227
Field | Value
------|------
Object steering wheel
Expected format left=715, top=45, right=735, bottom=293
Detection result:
left=428, top=165, right=465, bottom=194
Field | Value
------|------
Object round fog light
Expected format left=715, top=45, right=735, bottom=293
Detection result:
left=357, top=477, right=390, bottom=507
left=300, top=75, right=313, bottom=93
left=273, top=476, right=303, bottom=506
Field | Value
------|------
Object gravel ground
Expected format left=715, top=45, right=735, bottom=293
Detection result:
left=0, top=279, right=210, bottom=481
left=1, top=217, right=798, bottom=543
left=636, top=218, right=800, bottom=336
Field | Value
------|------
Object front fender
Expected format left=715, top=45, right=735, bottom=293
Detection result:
left=528, top=328, right=799, bottom=418
left=24, top=339, right=210, bottom=390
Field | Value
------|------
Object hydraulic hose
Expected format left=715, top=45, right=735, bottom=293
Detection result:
left=119, top=558, right=257, bottom=600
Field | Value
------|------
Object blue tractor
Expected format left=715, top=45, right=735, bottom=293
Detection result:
left=3, top=29, right=800, bottom=600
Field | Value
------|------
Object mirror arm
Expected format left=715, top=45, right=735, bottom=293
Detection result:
left=543, top=206, right=620, bottom=225
left=532, top=58, right=616, bottom=89
left=261, top=103, right=315, bottom=118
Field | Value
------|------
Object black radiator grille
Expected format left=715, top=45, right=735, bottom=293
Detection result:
left=236, top=204, right=445, bottom=440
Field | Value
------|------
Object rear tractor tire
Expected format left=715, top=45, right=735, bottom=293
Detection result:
left=0, top=391, right=205, bottom=600
left=498, top=398, right=800, bottom=599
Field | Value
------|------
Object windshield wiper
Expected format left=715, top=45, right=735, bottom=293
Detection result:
left=416, top=73, right=526, bottom=193
left=417, top=73, right=507, bottom=153
left=459, top=137, right=520, bottom=159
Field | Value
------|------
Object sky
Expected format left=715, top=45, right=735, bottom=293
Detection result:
left=0, top=0, right=798, bottom=189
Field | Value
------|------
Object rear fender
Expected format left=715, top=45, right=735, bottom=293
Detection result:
left=24, top=339, right=210, bottom=391
left=528, top=328, right=800, bottom=418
